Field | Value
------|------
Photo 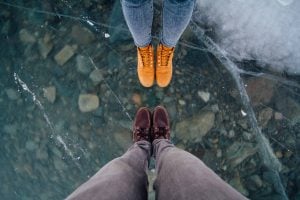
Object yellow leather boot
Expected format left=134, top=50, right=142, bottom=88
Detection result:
left=137, top=44, right=154, bottom=87
left=156, top=43, right=174, bottom=87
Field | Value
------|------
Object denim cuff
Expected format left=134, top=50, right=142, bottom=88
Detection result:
left=136, top=40, right=152, bottom=48
left=160, top=38, right=176, bottom=48
left=121, top=0, right=152, bottom=8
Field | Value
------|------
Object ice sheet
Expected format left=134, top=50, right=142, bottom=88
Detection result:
left=0, top=0, right=299, bottom=199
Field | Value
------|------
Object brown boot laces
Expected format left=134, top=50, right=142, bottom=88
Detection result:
left=134, top=127, right=150, bottom=141
left=139, top=47, right=153, bottom=72
left=160, top=46, right=174, bottom=66
left=153, top=127, right=170, bottom=139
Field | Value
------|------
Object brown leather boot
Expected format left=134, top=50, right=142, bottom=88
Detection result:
left=152, top=106, right=170, bottom=141
left=137, top=44, right=154, bottom=87
left=133, top=107, right=152, bottom=142
left=156, top=44, right=175, bottom=88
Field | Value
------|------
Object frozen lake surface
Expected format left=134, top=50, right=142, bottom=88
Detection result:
left=0, top=0, right=299, bottom=199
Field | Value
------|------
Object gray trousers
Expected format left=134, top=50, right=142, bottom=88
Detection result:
left=66, top=139, right=247, bottom=200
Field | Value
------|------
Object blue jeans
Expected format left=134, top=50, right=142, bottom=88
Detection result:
left=121, top=0, right=196, bottom=47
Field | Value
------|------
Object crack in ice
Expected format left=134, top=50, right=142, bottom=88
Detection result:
left=14, top=72, right=76, bottom=160
left=190, top=20, right=289, bottom=200
left=87, top=55, right=133, bottom=122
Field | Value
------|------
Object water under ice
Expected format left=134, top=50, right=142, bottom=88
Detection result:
left=0, top=0, right=299, bottom=200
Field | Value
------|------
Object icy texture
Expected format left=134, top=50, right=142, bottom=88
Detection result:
left=0, top=1, right=299, bottom=200
left=195, top=0, right=300, bottom=74
left=190, top=22, right=287, bottom=198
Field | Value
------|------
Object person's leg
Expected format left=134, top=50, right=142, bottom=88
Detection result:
left=153, top=139, right=248, bottom=200
left=156, top=0, right=195, bottom=87
left=66, top=141, right=151, bottom=200
left=161, top=0, right=195, bottom=47
left=121, top=0, right=155, bottom=87
left=121, top=0, right=153, bottom=47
